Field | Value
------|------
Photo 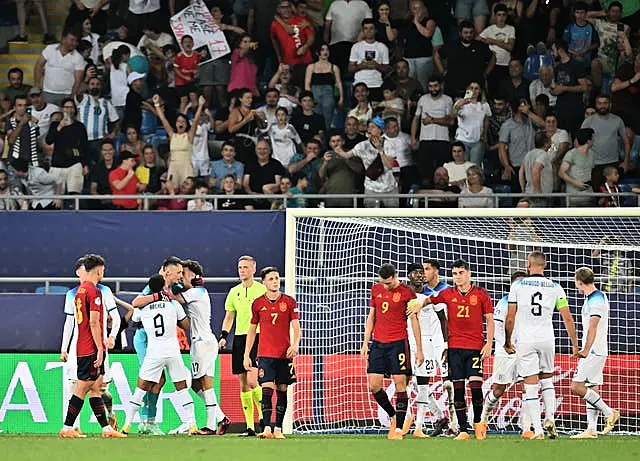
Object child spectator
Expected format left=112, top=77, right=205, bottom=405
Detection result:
left=288, top=171, right=308, bottom=208
left=375, top=81, right=405, bottom=120
left=187, top=183, right=213, bottom=211
left=599, top=165, right=621, bottom=207
left=175, top=35, right=201, bottom=106
left=268, top=107, right=303, bottom=166
left=562, top=2, right=600, bottom=71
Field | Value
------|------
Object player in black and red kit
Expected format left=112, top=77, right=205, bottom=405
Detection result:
left=244, top=267, right=301, bottom=440
left=60, top=254, right=126, bottom=439
left=410, top=259, right=494, bottom=441
left=362, top=263, right=424, bottom=440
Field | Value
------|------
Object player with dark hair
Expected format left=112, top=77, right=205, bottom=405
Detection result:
left=60, top=254, right=126, bottom=438
left=409, top=259, right=494, bottom=440
left=244, top=266, right=301, bottom=439
left=362, top=263, right=423, bottom=440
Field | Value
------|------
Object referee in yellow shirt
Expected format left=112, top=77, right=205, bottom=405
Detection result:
left=219, top=255, right=267, bottom=436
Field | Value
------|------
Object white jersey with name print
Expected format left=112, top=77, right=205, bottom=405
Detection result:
left=408, top=293, right=428, bottom=343
left=508, top=275, right=568, bottom=344
left=132, top=300, right=186, bottom=359
left=181, top=287, right=215, bottom=342
left=423, top=281, right=449, bottom=342
left=581, top=290, right=609, bottom=356
left=493, top=295, right=510, bottom=357
left=64, top=283, right=118, bottom=363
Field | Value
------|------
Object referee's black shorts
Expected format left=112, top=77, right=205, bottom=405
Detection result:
left=232, top=333, right=259, bottom=375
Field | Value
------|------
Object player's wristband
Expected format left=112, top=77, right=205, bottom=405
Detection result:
left=152, top=292, right=160, bottom=302
left=221, top=330, right=229, bottom=340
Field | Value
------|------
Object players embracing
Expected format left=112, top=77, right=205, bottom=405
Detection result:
left=362, top=263, right=424, bottom=440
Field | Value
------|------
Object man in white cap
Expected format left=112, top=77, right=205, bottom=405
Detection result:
left=123, top=72, right=154, bottom=136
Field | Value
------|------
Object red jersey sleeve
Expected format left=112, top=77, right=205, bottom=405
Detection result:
left=369, top=285, right=377, bottom=308
left=481, top=290, right=494, bottom=315
left=88, top=285, right=102, bottom=313
left=250, top=298, right=260, bottom=325
left=430, top=289, right=447, bottom=306
left=289, top=297, right=300, bottom=320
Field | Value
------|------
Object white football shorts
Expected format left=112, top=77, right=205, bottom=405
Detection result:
left=139, top=355, right=188, bottom=383
left=190, top=338, right=218, bottom=379
left=573, top=354, right=607, bottom=386
left=517, top=341, right=555, bottom=377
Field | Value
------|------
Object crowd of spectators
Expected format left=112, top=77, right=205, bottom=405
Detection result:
left=0, top=0, right=639, bottom=210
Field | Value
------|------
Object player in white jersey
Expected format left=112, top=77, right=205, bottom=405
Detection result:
left=505, top=251, right=579, bottom=439
left=122, top=274, right=196, bottom=435
left=481, top=271, right=526, bottom=427
left=60, top=256, right=121, bottom=432
left=405, top=263, right=448, bottom=438
left=169, top=259, right=230, bottom=435
left=570, top=267, right=619, bottom=439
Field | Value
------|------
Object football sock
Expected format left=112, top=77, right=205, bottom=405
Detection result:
left=252, top=386, right=264, bottom=420
left=428, top=391, right=444, bottom=419
left=395, top=391, right=408, bottom=432
left=469, top=381, right=483, bottom=424
left=372, top=389, right=396, bottom=418
left=141, top=392, right=150, bottom=422
left=481, top=390, right=499, bottom=423
left=453, top=381, right=468, bottom=432
left=203, top=389, right=219, bottom=429
left=101, top=389, right=113, bottom=417
left=262, top=387, right=274, bottom=430
left=275, top=390, right=288, bottom=430
left=520, top=392, right=531, bottom=432
left=443, top=380, right=457, bottom=427
left=524, top=384, right=543, bottom=434
left=176, top=388, right=195, bottom=426
left=146, top=392, right=159, bottom=424
left=64, top=394, right=84, bottom=428
left=66, top=380, right=81, bottom=430
left=539, top=378, right=556, bottom=422
left=415, top=383, right=429, bottom=429
left=587, top=403, right=599, bottom=433
left=89, top=397, right=109, bottom=428
left=241, top=391, right=255, bottom=430
left=125, top=387, right=145, bottom=427
left=584, top=388, right=613, bottom=417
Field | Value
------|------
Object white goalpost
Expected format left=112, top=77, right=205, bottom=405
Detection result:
left=284, top=208, right=640, bottom=435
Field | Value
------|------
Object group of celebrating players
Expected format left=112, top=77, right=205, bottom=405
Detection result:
left=58, top=254, right=299, bottom=439
left=365, top=252, right=620, bottom=440
left=57, top=249, right=619, bottom=440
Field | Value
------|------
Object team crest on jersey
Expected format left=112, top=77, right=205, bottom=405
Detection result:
left=280, top=303, right=288, bottom=312
left=376, top=293, right=383, bottom=298
left=470, top=295, right=477, bottom=306
left=78, top=287, right=86, bottom=294
left=392, top=293, right=401, bottom=303
left=452, top=298, right=458, bottom=303
left=94, top=297, right=101, bottom=306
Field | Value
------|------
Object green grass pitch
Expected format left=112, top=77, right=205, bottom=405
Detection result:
left=3, top=434, right=640, bottom=461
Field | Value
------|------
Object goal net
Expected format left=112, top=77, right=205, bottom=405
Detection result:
left=284, top=208, right=640, bottom=435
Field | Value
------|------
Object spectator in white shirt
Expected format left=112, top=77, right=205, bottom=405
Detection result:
left=28, top=87, right=58, bottom=148
left=77, top=77, right=120, bottom=164
left=187, top=184, right=214, bottom=211
left=529, top=65, right=556, bottom=108
left=324, top=0, right=372, bottom=72
left=34, top=28, right=86, bottom=107
left=458, top=164, right=494, bottom=208
left=450, top=81, right=491, bottom=167
left=348, top=18, right=390, bottom=103
left=127, top=0, right=162, bottom=45
left=480, top=3, right=515, bottom=97
left=383, top=117, right=415, bottom=196
left=444, top=141, right=476, bottom=188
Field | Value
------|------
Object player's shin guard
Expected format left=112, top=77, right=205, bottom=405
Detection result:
left=469, top=381, right=483, bottom=424
left=146, top=392, right=159, bottom=423
left=275, top=390, right=287, bottom=430
left=241, top=391, right=255, bottom=430
left=481, top=390, right=499, bottom=423
left=125, top=387, right=146, bottom=427
left=261, top=387, right=274, bottom=430
left=524, top=384, right=543, bottom=434
left=583, top=389, right=613, bottom=417
left=101, top=389, right=113, bottom=417
left=453, top=381, right=469, bottom=433
left=395, top=391, right=408, bottom=433
left=89, top=397, right=110, bottom=429
left=540, top=378, right=556, bottom=422
left=372, top=389, right=396, bottom=418
left=176, top=388, right=196, bottom=426
left=252, top=386, right=263, bottom=420
left=63, top=394, right=85, bottom=429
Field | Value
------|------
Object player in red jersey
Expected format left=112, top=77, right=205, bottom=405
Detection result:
left=60, top=254, right=126, bottom=439
left=361, top=263, right=424, bottom=440
left=244, top=267, right=301, bottom=440
left=408, top=259, right=494, bottom=441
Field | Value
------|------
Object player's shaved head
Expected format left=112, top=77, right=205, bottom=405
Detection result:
left=528, top=251, right=546, bottom=268
left=511, top=271, right=526, bottom=283
left=575, top=267, right=595, bottom=285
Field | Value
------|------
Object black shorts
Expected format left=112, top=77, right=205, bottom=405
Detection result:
left=232, top=334, right=259, bottom=375
left=366, top=339, right=412, bottom=376
left=257, top=357, right=297, bottom=386
left=448, top=348, right=483, bottom=381
left=176, top=82, right=198, bottom=99
left=77, top=352, right=104, bottom=382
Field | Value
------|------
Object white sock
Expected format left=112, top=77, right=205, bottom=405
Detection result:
left=203, top=389, right=219, bottom=430
left=102, top=425, right=113, bottom=433
left=539, top=378, right=556, bottom=422
left=125, top=387, right=145, bottom=427
left=443, top=380, right=457, bottom=428
left=481, top=390, right=499, bottom=422
left=524, top=384, right=543, bottom=435
left=428, top=391, right=443, bottom=419
left=586, top=403, right=599, bottom=433
left=415, top=384, right=429, bottom=429
left=176, top=388, right=196, bottom=426
left=584, top=389, right=613, bottom=417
